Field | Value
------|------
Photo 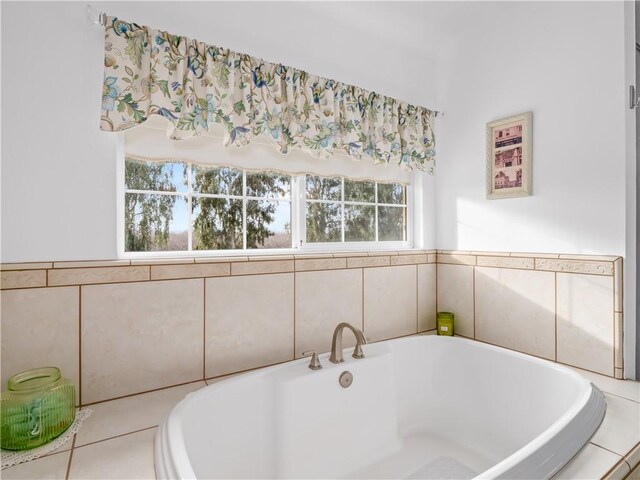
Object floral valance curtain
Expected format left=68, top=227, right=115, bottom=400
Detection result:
left=101, top=16, right=437, bottom=173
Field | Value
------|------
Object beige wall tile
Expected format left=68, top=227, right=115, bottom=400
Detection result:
left=1, top=270, right=47, bottom=289
left=150, top=263, right=229, bottom=280
left=470, top=251, right=510, bottom=257
left=436, top=253, right=477, bottom=266
left=1, top=262, right=52, bottom=271
left=295, top=269, right=362, bottom=357
left=614, top=258, right=623, bottom=312
left=195, top=256, right=248, bottom=263
left=81, top=280, right=203, bottom=404
left=476, top=256, right=534, bottom=269
left=205, top=273, right=294, bottom=377
left=248, top=254, right=295, bottom=261
left=390, top=254, right=427, bottom=266
left=418, top=264, right=437, bottom=332
left=230, top=260, right=293, bottom=275
left=604, top=460, right=631, bottom=480
left=1, top=287, right=79, bottom=392
left=427, top=253, right=437, bottom=263
left=53, top=260, right=131, bottom=268
left=364, top=265, right=417, bottom=342
left=332, top=252, right=369, bottom=258
left=615, top=312, right=623, bottom=369
left=436, top=264, right=475, bottom=338
left=475, top=267, right=555, bottom=359
left=558, top=254, right=620, bottom=262
left=557, top=273, right=614, bottom=376
left=535, top=258, right=613, bottom=276
left=347, top=256, right=390, bottom=268
left=514, top=252, right=559, bottom=259
left=294, top=253, right=334, bottom=259
left=295, top=257, right=346, bottom=272
left=130, top=258, right=194, bottom=265
left=615, top=368, right=624, bottom=379
left=48, top=266, right=149, bottom=286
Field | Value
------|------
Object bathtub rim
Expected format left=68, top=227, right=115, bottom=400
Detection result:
left=154, top=334, right=605, bottom=480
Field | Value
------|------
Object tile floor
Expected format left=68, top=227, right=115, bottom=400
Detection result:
left=2, top=366, right=638, bottom=480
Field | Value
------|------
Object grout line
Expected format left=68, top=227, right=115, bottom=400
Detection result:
left=620, top=259, right=624, bottom=374
left=415, top=264, right=419, bottom=333
left=73, top=425, right=157, bottom=450
left=472, top=266, right=476, bottom=338
left=65, top=434, right=76, bottom=480
left=203, top=279, right=206, bottom=380
left=613, top=275, right=616, bottom=377
left=554, top=272, right=557, bottom=362
left=556, top=361, right=622, bottom=380
left=434, top=263, right=438, bottom=331
left=293, top=271, right=296, bottom=358
left=601, top=390, right=640, bottom=403
left=590, top=441, right=626, bottom=458
left=81, top=379, right=205, bottom=408
left=361, top=268, right=365, bottom=336
left=78, top=286, right=82, bottom=408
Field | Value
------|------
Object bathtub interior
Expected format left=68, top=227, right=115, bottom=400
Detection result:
left=175, top=336, right=589, bottom=479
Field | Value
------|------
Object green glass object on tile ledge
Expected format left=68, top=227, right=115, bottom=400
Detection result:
left=437, top=312, right=455, bottom=336
left=1, top=367, right=76, bottom=451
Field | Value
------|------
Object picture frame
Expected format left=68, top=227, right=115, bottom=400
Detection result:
left=486, top=111, right=532, bottom=199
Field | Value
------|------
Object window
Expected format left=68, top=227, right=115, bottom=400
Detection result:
left=305, top=176, right=407, bottom=243
left=122, top=157, right=410, bottom=254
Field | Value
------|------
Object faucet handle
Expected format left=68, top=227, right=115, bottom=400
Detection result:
left=302, top=351, right=323, bottom=370
left=352, top=343, right=365, bottom=359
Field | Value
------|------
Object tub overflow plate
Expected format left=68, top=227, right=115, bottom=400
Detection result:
left=339, top=371, right=353, bottom=388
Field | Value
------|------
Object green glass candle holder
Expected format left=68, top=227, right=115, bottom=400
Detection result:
left=1, top=367, right=76, bottom=451
left=437, top=312, right=455, bottom=336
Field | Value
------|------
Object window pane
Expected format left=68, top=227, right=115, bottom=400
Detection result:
left=125, top=158, right=186, bottom=192
left=378, top=206, right=406, bottom=241
left=344, top=205, right=375, bottom=241
left=192, top=197, right=243, bottom=250
left=344, top=180, right=374, bottom=203
left=125, top=193, right=187, bottom=251
left=306, top=175, right=341, bottom=201
left=246, top=200, right=291, bottom=249
left=246, top=172, right=291, bottom=199
left=306, top=203, right=341, bottom=242
left=377, top=183, right=406, bottom=204
left=192, top=165, right=242, bottom=196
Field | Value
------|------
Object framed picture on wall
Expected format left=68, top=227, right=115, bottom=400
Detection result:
left=486, top=111, right=532, bottom=199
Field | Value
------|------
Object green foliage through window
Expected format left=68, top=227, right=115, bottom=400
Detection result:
left=124, top=158, right=292, bottom=252
left=124, top=158, right=408, bottom=252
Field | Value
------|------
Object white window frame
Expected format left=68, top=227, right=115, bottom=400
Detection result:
left=116, top=133, right=419, bottom=259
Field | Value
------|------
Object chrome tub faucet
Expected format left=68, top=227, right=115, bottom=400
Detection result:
left=329, top=323, right=367, bottom=364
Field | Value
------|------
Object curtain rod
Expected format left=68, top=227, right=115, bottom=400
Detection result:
left=87, top=4, right=445, bottom=117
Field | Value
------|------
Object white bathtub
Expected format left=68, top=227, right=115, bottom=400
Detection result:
left=155, top=335, right=605, bottom=479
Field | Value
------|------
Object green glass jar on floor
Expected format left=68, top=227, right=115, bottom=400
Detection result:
left=1, top=367, right=76, bottom=450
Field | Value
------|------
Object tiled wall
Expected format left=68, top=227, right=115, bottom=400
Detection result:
left=436, top=251, right=623, bottom=379
left=0, top=252, right=436, bottom=405
left=0, top=249, right=623, bottom=406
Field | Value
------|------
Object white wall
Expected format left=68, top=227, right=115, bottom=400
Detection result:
left=434, top=1, right=628, bottom=256
left=0, top=1, right=438, bottom=262
left=434, top=1, right=636, bottom=378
